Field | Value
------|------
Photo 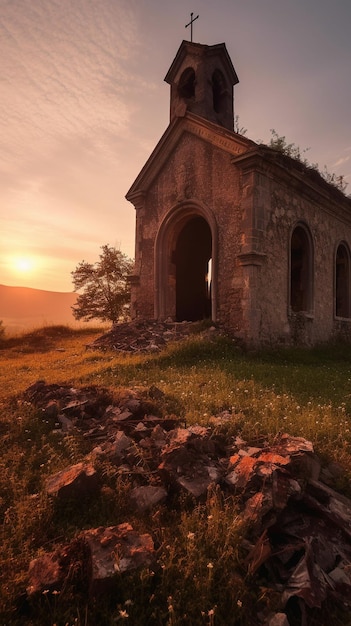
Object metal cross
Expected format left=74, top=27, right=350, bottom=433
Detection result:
left=185, top=12, right=199, bottom=42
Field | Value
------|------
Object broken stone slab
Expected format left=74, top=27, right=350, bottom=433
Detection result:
left=82, top=523, right=155, bottom=586
left=273, top=433, right=314, bottom=455
left=27, top=552, right=62, bottom=595
left=92, top=431, right=133, bottom=462
left=111, top=409, right=133, bottom=422
left=122, top=397, right=141, bottom=413
left=45, top=462, right=99, bottom=500
left=302, top=479, right=351, bottom=541
left=281, top=539, right=329, bottom=609
left=27, top=536, right=91, bottom=596
left=61, top=399, right=89, bottom=414
left=148, top=385, right=165, bottom=400
left=158, top=428, right=224, bottom=497
left=111, top=431, right=133, bottom=456
left=27, top=524, right=154, bottom=597
left=104, top=405, right=122, bottom=420
left=225, top=455, right=258, bottom=490
left=177, top=466, right=222, bottom=498
left=43, top=400, right=59, bottom=418
left=225, top=434, right=319, bottom=495
left=58, top=414, right=75, bottom=432
left=130, top=485, right=168, bottom=512
left=163, top=426, right=219, bottom=459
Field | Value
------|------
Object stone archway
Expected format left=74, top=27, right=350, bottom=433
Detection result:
left=155, top=202, right=218, bottom=322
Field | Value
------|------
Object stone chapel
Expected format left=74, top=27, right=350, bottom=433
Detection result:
left=126, top=39, right=351, bottom=346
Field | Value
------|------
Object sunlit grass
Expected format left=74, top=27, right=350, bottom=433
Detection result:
left=1, top=326, right=351, bottom=624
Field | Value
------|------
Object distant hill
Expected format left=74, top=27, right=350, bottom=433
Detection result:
left=0, top=284, right=78, bottom=332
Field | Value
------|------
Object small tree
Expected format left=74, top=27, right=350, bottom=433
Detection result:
left=71, top=245, right=134, bottom=323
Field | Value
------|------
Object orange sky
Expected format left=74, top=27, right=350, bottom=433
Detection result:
left=1, top=0, right=350, bottom=292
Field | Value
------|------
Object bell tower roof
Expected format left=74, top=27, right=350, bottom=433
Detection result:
left=164, top=40, right=239, bottom=131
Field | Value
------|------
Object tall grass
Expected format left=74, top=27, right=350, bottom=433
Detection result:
left=1, top=327, right=351, bottom=624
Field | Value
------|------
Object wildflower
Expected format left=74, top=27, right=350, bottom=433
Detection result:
left=237, top=599, right=242, bottom=608
left=124, top=599, right=133, bottom=606
left=119, top=609, right=129, bottom=618
left=208, top=608, right=215, bottom=616
left=187, top=531, right=195, bottom=540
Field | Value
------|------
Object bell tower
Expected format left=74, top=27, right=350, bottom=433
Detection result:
left=164, top=40, right=239, bottom=131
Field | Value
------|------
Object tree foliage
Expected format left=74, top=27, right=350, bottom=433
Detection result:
left=71, top=245, right=134, bottom=323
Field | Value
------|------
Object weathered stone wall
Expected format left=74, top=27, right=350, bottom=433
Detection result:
left=248, top=163, right=351, bottom=346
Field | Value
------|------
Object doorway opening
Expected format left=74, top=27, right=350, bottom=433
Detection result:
left=175, top=216, right=212, bottom=321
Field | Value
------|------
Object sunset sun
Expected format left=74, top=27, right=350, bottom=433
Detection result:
left=13, top=256, right=36, bottom=275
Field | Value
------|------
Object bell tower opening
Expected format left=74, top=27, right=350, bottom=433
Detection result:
left=212, top=69, right=226, bottom=114
left=178, top=67, right=195, bottom=99
left=175, top=216, right=212, bottom=321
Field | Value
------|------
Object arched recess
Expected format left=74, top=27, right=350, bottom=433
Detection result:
left=155, top=202, right=218, bottom=322
left=335, top=241, right=351, bottom=318
left=289, top=222, right=314, bottom=313
left=212, top=69, right=226, bottom=114
left=178, top=67, right=195, bottom=99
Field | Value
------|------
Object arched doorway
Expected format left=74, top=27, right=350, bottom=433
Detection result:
left=155, top=203, right=217, bottom=322
left=175, top=216, right=212, bottom=321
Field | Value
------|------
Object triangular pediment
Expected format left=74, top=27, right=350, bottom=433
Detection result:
left=126, top=113, right=255, bottom=202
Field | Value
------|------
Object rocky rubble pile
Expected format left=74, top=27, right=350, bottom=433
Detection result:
left=23, top=381, right=351, bottom=625
left=87, top=319, right=221, bottom=352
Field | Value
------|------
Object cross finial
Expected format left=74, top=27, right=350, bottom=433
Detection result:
left=185, top=12, right=199, bottom=42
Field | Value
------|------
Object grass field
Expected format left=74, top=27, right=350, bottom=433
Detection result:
left=1, top=325, right=351, bottom=625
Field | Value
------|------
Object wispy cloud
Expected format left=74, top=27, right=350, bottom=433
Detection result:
left=333, top=155, right=351, bottom=168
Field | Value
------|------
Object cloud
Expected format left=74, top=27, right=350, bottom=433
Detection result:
left=0, top=0, right=140, bottom=176
left=333, top=155, right=350, bottom=168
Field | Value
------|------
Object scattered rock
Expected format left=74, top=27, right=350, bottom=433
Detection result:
left=45, top=462, right=99, bottom=500
left=23, top=381, right=351, bottom=619
left=27, top=525, right=154, bottom=596
left=86, top=319, right=222, bottom=353
left=130, top=485, right=168, bottom=512
left=27, top=552, right=62, bottom=595
left=82, top=523, right=154, bottom=586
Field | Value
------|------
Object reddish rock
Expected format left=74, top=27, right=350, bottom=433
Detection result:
left=27, top=553, right=62, bottom=595
left=27, top=525, right=154, bottom=596
left=82, top=524, right=154, bottom=584
left=45, top=462, right=99, bottom=499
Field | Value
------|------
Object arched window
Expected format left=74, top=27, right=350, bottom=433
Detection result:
left=212, top=69, right=226, bottom=114
left=290, top=224, right=313, bottom=313
left=335, top=242, right=350, bottom=318
left=178, top=67, right=195, bottom=99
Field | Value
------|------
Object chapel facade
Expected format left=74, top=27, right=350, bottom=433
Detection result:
left=126, top=40, right=351, bottom=346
